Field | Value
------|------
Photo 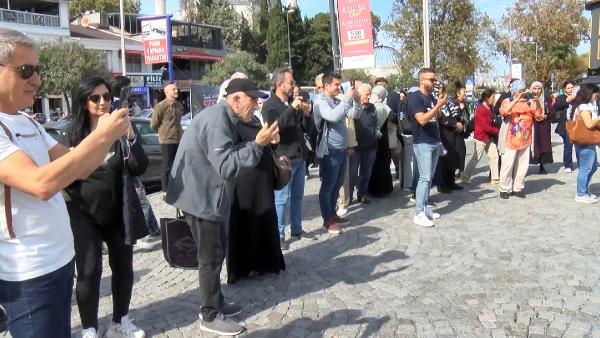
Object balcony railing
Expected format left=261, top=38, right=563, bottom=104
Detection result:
left=0, top=8, right=60, bottom=27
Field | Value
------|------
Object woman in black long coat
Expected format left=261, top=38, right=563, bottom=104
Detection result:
left=227, top=116, right=285, bottom=284
left=367, top=86, right=393, bottom=197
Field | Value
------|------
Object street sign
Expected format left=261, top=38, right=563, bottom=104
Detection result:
left=511, top=63, right=523, bottom=80
left=144, top=74, right=163, bottom=88
left=140, top=16, right=172, bottom=65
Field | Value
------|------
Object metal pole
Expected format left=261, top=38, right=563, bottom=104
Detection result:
left=286, top=8, right=292, bottom=69
left=329, top=0, right=341, bottom=73
left=508, top=15, right=512, bottom=78
left=120, top=0, right=126, bottom=76
left=423, top=0, right=430, bottom=67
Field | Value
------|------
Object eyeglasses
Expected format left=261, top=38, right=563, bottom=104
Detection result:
left=88, top=93, right=112, bottom=104
left=0, top=64, right=42, bottom=79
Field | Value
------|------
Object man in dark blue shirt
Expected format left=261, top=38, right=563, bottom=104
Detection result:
left=406, top=68, right=447, bottom=227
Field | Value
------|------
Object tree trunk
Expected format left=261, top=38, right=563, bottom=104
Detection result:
left=63, top=91, right=71, bottom=118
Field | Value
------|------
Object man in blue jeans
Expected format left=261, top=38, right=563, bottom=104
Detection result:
left=0, top=28, right=132, bottom=338
left=262, top=68, right=317, bottom=250
left=406, top=68, right=448, bottom=227
left=313, top=73, right=361, bottom=234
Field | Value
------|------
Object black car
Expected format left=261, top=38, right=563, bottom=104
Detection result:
left=42, top=118, right=162, bottom=189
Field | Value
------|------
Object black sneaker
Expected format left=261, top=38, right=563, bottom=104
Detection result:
left=279, top=239, right=289, bottom=251
left=513, top=191, right=526, bottom=198
left=499, top=191, right=510, bottom=199
left=222, top=302, right=244, bottom=317
left=199, top=313, right=244, bottom=336
left=291, top=231, right=317, bottom=240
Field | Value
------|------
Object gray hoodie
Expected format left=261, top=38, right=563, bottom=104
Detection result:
left=165, top=101, right=263, bottom=222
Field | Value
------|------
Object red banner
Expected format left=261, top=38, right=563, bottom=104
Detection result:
left=337, top=0, right=375, bottom=69
left=141, top=17, right=171, bottom=65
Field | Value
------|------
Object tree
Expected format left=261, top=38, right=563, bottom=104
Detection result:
left=341, top=69, right=370, bottom=83
left=202, top=52, right=270, bottom=89
left=298, top=13, right=334, bottom=85
left=69, top=0, right=140, bottom=16
left=255, top=0, right=270, bottom=64
left=266, top=0, right=288, bottom=69
left=38, top=41, right=108, bottom=115
left=385, top=0, right=495, bottom=83
left=180, top=0, right=245, bottom=51
left=498, top=0, right=588, bottom=86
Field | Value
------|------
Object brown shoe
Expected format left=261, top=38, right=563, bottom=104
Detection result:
left=360, top=197, right=370, bottom=204
left=327, top=222, right=342, bottom=234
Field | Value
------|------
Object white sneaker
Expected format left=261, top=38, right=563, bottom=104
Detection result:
left=336, top=207, right=348, bottom=217
left=413, top=212, right=434, bottom=227
left=574, top=195, right=598, bottom=204
left=81, top=328, right=99, bottom=338
left=590, top=194, right=597, bottom=199
left=424, top=206, right=440, bottom=220
left=565, top=167, right=572, bottom=173
left=105, top=315, right=145, bottom=338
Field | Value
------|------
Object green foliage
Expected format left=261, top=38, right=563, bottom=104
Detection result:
left=386, top=73, right=416, bottom=91
left=255, top=0, right=270, bottom=64
left=386, top=0, right=494, bottom=82
left=297, top=13, right=334, bottom=85
left=498, top=0, right=588, bottom=86
left=38, top=41, right=108, bottom=114
left=69, top=0, right=140, bottom=16
left=202, top=51, right=270, bottom=89
left=341, top=69, right=369, bottom=83
left=180, top=0, right=245, bottom=51
left=266, top=0, right=288, bottom=69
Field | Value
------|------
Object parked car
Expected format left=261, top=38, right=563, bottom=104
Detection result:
left=134, top=108, right=153, bottom=119
left=136, top=110, right=191, bottom=131
left=42, top=118, right=161, bottom=189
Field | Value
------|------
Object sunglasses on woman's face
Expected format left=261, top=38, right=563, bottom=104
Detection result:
left=0, top=64, right=42, bottom=79
left=88, top=93, right=112, bottom=104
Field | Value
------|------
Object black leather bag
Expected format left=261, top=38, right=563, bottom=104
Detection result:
left=271, top=147, right=291, bottom=190
left=160, top=210, right=198, bottom=269
left=120, top=137, right=149, bottom=245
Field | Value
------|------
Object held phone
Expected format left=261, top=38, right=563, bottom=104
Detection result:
left=524, top=92, right=535, bottom=100
left=118, top=86, right=131, bottom=110
left=341, top=80, right=355, bottom=93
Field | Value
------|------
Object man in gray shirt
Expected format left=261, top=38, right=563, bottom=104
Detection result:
left=313, top=73, right=360, bottom=234
left=166, top=78, right=278, bottom=336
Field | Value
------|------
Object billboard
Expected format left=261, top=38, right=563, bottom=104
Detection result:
left=337, top=0, right=375, bottom=70
left=140, top=16, right=172, bottom=65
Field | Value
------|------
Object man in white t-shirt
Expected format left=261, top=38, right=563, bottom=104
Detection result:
left=0, top=29, right=131, bottom=338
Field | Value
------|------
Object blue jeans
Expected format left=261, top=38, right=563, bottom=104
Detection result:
left=319, top=149, right=347, bottom=221
left=275, top=161, right=306, bottom=238
left=574, top=144, right=597, bottom=197
left=349, top=148, right=377, bottom=200
left=413, top=142, right=439, bottom=213
left=0, top=260, right=74, bottom=338
left=561, top=134, right=575, bottom=169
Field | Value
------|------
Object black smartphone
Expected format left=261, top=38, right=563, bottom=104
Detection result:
left=118, top=86, right=131, bottom=110
left=524, top=92, right=534, bottom=100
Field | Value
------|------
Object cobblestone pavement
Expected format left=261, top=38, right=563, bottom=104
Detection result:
left=3, top=135, right=600, bottom=338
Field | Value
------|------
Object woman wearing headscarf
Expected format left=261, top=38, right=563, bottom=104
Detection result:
left=438, top=81, right=467, bottom=191
left=367, top=85, right=394, bottom=197
left=529, top=81, right=553, bottom=174
left=498, top=80, right=544, bottom=199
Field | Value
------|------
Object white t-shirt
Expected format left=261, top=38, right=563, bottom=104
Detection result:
left=573, top=102, right=599, bottom=120
left=0, top=112, right=74, bottom=281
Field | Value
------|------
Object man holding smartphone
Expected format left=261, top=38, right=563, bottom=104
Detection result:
left=151, top=81, right=183, bottom=196
left=407, top=67, right=447, bottom=227
left=262, top=68, right=316, bottom=250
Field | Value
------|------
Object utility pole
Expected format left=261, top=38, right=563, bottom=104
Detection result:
left=120, top=0, right=126, bottom=76
left=329, top=0, right=341, bottom=73
left=423, top=0, right=430, bottom=67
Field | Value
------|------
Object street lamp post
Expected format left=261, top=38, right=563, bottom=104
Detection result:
left=501, top=5, right=512, bottom=77
left=286, top=7, right=294, bottom=69
left=423, top=0, right=430, bottom=67
left=120, top=0, right=126, bottom=75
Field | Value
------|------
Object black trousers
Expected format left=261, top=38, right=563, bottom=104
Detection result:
left=68, top=207, right=134, bottom=330
left=183, top=213, right=225, bottom=321
left=160, top=143, right=179, bottom=192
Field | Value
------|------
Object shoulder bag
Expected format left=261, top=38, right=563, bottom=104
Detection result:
left=565, top=108, right=600, bottom=145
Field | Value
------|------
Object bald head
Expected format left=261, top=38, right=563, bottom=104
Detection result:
left=357, top=83, right=372, bottom=105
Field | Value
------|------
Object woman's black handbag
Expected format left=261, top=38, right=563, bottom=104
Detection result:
left=160, top=210, right=198, bottom=269
left=120, top=137, right=149, bottom=245
left=270, top=147, right=291, bottom=190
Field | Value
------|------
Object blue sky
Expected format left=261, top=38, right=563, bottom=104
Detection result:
left=140, top=0, right=590, bottom=75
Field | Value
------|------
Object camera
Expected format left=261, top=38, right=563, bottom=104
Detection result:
left=524, top=92, right=534, bottom=100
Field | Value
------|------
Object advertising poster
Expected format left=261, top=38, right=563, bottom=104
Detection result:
left=141, top=16, right=172, bottom=65
left=337, top=0, right=375, bottom=70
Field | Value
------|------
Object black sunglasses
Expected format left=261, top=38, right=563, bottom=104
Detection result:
left=88, top=93, right=112, bottom=104
left=0, top=64, right=42, bottom=79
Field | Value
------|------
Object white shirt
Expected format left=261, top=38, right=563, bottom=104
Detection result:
left=574, top=102, right=598, bottom=120
left=0, top=113, right=74, bottom=281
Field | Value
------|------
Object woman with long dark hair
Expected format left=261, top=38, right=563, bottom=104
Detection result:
left=64, top=77, right=147, bottom=338
left=569, top=83, right=600, bottom=204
